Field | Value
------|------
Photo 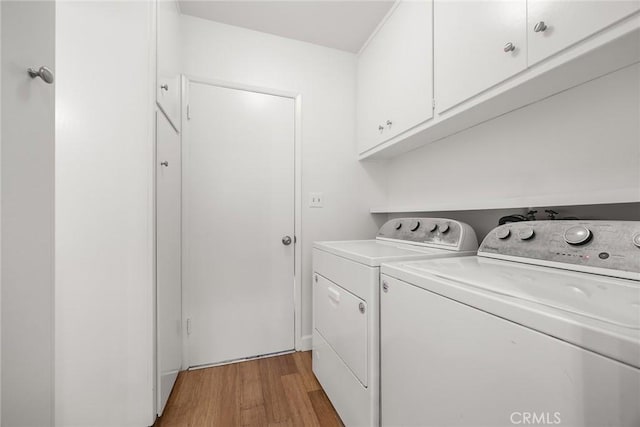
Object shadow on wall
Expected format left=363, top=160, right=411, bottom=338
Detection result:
left=385, top=202, right=640, bottom=242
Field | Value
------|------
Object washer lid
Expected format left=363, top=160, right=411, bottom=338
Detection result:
left=381, top=256, right=640, bottom=367
left=313, top=240, right=461, bottom=267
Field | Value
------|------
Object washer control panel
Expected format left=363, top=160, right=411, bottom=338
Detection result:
left=377, top=217, right=477, bottom=251
left=480, top=221, right=640, bottom=277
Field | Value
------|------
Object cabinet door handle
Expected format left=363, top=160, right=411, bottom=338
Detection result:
left=533, top=21, right=548, bottom=33
left=378, top=125, right=384, bottom=133
left=27, top=66, right=54, bottom=84
left=160, top=84, right=169, bottom=91
left=386, top=120, right=393, bottom=127
left=503, top=42, right=516, bottom=53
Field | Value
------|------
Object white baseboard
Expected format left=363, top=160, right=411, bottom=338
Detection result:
left=297, top=334, right=312, bottom=351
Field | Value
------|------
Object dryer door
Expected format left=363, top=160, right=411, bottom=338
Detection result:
left=314, top=274, right=368, bottom=386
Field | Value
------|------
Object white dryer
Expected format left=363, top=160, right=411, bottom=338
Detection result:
left=312, top=218, right=478, bottom=427
left=380, top=220, right=640, bottom=427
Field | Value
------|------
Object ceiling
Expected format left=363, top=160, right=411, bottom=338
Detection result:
left=178, top=1, right=395, bottom=53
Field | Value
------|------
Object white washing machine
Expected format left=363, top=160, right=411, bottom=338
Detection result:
left=312, top=218, right=478, bottom=427
left=380, top=220, right=640, bottom=427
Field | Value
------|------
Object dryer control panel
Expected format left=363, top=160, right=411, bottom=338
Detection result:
left=376, top=218, right=478, bottom=252
left=480, top=221, right=640, bottom=279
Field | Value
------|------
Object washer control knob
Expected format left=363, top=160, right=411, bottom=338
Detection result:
left=439, top=223, right=450, bottom=233
left=518, top=227, right=535, bottom=240
left=394, top=221, right=402, bottom=230
left=410, top=221, right=421, bottom=232
left=427, top=222, right=437, bottom=232
left=496, top=228, right=511, bottom=240
left=633, top=233, right=640, bottom=248
left=564, top=225, right=592, bottom=246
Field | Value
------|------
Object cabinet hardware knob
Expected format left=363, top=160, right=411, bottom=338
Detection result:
left=378, top=125, right=384, bottom=133
left=359, top=302, right=365, bottom=314
left=160, top=84, right=169, bottom=91
left=282, top=235, right=292, bottom=246
left=382, top=281, right=389, bottom=292
left=314, top=274, right=318, bottom=283
left=160, top=161, right=169, bottom=167
left=27, top=66, right=54, bottom=84
left=386, top=120, right=393, bottom=127
left=503, top=42, right=516, bottom=53
left=533, top=21, right=548, bottom=33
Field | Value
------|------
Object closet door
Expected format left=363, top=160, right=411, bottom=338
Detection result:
left=2, top=2, right=55, bottom=425
left=434, top=0, right=527, bottom=113
left=156, top=111, right=182, bottom=415
left=156, top=0, right=181, bottom=130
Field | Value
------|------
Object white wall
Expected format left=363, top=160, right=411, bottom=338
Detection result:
left=384, top=64, right=640, bottom=210
left=55, top=2, right=156, bottom=426
left=180, top=15, right=387, bottom=343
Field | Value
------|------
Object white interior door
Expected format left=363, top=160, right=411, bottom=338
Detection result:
left=2, top=2, right=55, bottom=426
left=183, top=81, right=295, bottom=367
left=156, top=111, right=182, bottom=415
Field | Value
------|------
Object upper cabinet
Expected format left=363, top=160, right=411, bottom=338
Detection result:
left=157, top=0, right=181, bottom=132
left=435, top=0, right=527, bottom=113
left=357, top=1, right=433, bottom=156
left=528, top=0, right=640, bottom=65
left=358, top=0, right=640, bottom=160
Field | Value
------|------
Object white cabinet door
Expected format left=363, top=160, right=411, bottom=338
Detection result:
left=156, top=112, right=182, bottom=415
left=528, top=0, right=640, bottom=65
left=435, top=0, right=527, bottom=113
left=157, top=0, right=181, bottom=130
left=357, top=0, right=433, bottom=155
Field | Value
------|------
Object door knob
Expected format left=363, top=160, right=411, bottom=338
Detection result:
left=160, top=84, right=169, bottom=91
left=27, top=66, right=54, bottom=84
left=503, top=42, right=516, bottom=53
left=533, top=21, right=548, bottom=33
left=160, top=161, right=169, bottom=167
left=282, top=236, right=292, bottom=246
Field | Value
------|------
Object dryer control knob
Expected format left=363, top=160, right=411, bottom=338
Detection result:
left=564, top=225, right=592, bottom=246
left=634, top=233, right=640, bottom=248
left=439, top=223, right=450, bottom=233
left=518, top=227, right=535, bottom=240
left=427, top=222, right=437, bottom=232
left=496, top=228, right=511, bottom=240
left=410, top=221, right=421, bottom=232
left=394, top=221, right=402, bottom=230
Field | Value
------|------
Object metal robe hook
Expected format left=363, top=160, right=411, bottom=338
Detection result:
left=27, top=66, right=54, bottom=84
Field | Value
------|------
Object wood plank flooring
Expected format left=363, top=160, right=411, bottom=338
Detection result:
left=155, top=351, right=344, bottom=427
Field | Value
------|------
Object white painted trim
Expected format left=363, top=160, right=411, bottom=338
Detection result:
left=293, top=94, right=304, bottom=352
left=298, top=334, right=313, bottom=352
left=357, top=0, right=401, bottom=57
left=181, top=74, right=305, bottom=360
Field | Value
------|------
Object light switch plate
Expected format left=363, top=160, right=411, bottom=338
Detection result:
left=309, top=192, right=324, bottom=208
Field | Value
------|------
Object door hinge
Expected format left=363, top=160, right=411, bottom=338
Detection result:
left=186, top=318, right=192, bottom=335
left=186, top=104, right=191, bottom=120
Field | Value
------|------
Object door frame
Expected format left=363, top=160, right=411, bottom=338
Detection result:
left=180, top=75, right=304, bottom=367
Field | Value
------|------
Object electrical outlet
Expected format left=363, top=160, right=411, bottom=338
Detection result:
left=309, top=192, right=324, bottom=208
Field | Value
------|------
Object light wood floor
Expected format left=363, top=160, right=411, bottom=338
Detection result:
left=155, top=351, right=344, bottom=427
